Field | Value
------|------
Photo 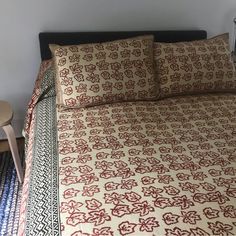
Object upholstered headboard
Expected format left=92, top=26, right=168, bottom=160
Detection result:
left=39, top=30, right=207, bottom=61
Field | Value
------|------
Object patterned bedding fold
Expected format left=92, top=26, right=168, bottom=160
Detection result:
left=19, top=60, right=59, bottom=235
left=23, top=60, right=55, bottom=140
left=18, top=97, right=60, bottom=236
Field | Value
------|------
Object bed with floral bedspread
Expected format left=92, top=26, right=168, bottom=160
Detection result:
left=18, top=60, right=236, bottom=236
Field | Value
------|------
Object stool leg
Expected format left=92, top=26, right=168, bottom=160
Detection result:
left=2, top=124, right=24, bottom=183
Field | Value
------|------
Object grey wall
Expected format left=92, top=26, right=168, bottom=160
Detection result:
left=0, top=0, right=235, bottom=138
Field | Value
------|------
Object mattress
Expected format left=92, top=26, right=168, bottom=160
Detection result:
left=18, top=62, right=236, bottom=235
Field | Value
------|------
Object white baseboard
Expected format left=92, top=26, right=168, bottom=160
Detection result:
left=0, top=119, right=24, bottom=139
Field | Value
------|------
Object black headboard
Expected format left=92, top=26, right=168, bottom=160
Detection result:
left=39, top=30, right=207, bottom=61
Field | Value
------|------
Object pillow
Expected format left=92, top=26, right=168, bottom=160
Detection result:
left=50, top=35, right=158, bottom=108
left=154, top=33, right=236, bottom=98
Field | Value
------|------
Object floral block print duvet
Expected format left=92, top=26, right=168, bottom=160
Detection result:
left=57, top=94, right=236, bottom=236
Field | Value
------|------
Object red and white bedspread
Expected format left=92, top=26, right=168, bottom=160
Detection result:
left=57, top=94, right=236, bottom=236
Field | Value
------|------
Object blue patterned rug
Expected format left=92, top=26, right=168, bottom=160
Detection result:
left=0, top=151, right=24, bottom=236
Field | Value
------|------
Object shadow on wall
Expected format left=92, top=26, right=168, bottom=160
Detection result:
left=223, top=7, right=236, bottom=50
left=81, top=6, right=200, bottom=32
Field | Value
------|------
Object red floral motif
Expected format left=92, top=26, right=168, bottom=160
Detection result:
left=141, top=176, right=156, bottom=185
left=95, top=161, right=113, bottom=170
left=82, top=185, right=100, bottom=197
left=64, top=87, right=73, bottom=95
left=61, top=176, right=80, bottom=186
left=181, top=211, right=201, bottom=224
left=192, top=193, right=209, bottom=204
left=214, top=177, right=233, bottom=188
left=203, top=207, right=220, bottom=219
left=90, top=84, right=100, bottom=93
left=116, top=168, right=135, bottom=179
left=194, top=191, right=229, bottom=205
left=98, top=167, right=115, bottom=177
left=191, top=171, right=207, bottom=181
left=76, top=93, right=91, bottom=106
left=118, top=221, right=137, bottom=236
left=223, top=167, right=236, bottom=176
left=87, top=209, right=111, bottom=226
left=111, top=150, right=125, bottom=159
left=61, top=157, right=75, bottom=165
left=104, top=192, right=125, bottom=205
left=120, top=179, right=138, bottom=190
left=129, top=156, right=146, bottom=166
left=176, top=173, right=190, bottom=181
left=71, top=231, right=90, bottom=236
left=66, top=212, right=86, bottom=226
left=65, top=98, right=77, bottom=107
left=165, top=227, right=191, bottom=236
left=60, top=166, right=78, bottom=176
left=92, top=227, right=114, bottom=236
left=60, top=200, right=83, bottom=214
left=142, top=186, right=163, bottom=198
left=104, top=182, right=119, bottom=191
left=132, top=201, right=154, bottom=216
left=102, top=81, right=112, bottom=92
left=190, top=227, right=210, bottom=236
left=114, top=160, right=127, bottom=169
left=96, top=152, right=110, bottom=160
left=163, top=212, right=180, bottom=225
left=200, top=182, right=216, bottom=191
left=76, top=154, right=92, bottom=164
left=226, top=188, right=236, bottom=198
left=125, top=192, right=141, bottom=203
left=61, top=77, right=73, bottom=87
left=220, top=205, right=236, bottom=218
left=157, top=175, right=174, bottom=184
left=63, top=188, right=80, bottom=199
left=142, top=147, right=156, bottom=156
left=74, top=139, right=92, bottom=154
left=112, top=204, right=131, bottom=217
left=60, top=68, right=70, bottom=78
left=69, top=63, right=83, bottom=74
left=59, top=133, right=72, bottom=139
left=164, top=185, right=180, bottom=196
left=154, top=197, right=171, bottom=209
left=55, top=47, right=68, bottom=57
left=76, top=84, right=87, bottom=93
left=208, top=221, right=233, bottom=236
left=78, top=165, right=93, bottom=173
left=139, top=217, right=159, bottom=232
left=79, top=173, right=99, bottom=185
left=172, top=195, right=194, bottom=210
left=179, top=182, right=199, bottom=193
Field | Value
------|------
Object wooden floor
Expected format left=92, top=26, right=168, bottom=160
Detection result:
left=0, top=138, right=25, bottom=153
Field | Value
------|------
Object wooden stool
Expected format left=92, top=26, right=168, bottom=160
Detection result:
left=0, top=101, right=24, bottom=183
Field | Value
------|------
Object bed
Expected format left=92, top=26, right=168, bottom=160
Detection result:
left=19, top=31, right=236, bottom=236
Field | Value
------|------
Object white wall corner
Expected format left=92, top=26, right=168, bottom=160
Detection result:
left=0, top=118, right=24, bottom=140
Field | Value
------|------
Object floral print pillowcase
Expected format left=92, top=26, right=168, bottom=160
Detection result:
left=50, top=35, right=158, bottom=108
left=154, top=33, right=236, bottom=98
